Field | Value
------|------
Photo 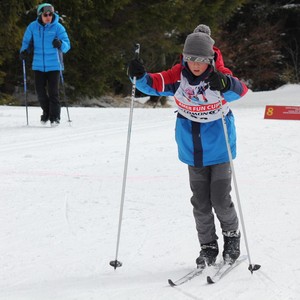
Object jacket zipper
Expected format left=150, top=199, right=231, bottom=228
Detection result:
left=42, top=26, right=45, bottom=72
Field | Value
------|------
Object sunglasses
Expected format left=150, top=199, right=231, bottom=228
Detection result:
left=43, top=12, right=53, bottom=17
left=183, top=55, right=212, bottom=64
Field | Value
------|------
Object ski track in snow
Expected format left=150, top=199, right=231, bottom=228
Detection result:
left=1, top=85, right=300, bottom=300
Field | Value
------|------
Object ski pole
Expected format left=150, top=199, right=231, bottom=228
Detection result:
left=56, top=49, right=71, bottom=123
left=22, top=59, right=29, bottom=125
left=217, top=91, right=260, bottom=273
left=110, top=43, right=141, bottom=270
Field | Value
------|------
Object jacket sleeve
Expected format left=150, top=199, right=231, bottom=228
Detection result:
left=20, top=24, right=33, bottom=52
left=56, top=24, right=71, bottom=53
left=223, top=76, right=248, bottom=102
left=135, top=64, right=181, bottom=96
left=214, top=46, right=233, bottom=76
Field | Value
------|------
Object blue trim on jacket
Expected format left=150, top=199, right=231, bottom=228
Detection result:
left=20, top=13, right=70, bottom=72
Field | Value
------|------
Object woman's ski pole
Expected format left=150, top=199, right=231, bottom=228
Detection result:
left=22, top=59, right=29, bottom=125
left=56, top=49, right=71, bottom=123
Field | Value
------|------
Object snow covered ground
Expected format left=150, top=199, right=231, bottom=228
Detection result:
left=0, top=84, right=300, bottom=300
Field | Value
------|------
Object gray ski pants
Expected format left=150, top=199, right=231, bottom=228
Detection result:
left=188, top=163, right=239, bottom=245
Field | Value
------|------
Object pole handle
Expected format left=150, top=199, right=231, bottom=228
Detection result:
left=134, top=43, right=140, bottom=59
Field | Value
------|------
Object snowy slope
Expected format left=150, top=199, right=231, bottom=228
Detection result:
left=0, top=85, right=300, bottom=300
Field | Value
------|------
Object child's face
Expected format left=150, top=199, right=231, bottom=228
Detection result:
left=187, top=61, right=208, bottom=76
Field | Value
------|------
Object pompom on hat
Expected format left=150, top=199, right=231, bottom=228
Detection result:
left=193, top=24, right=211, bottom=36
left=37, top=3, right=54, bottom=16
left=183, top=32, right=215, bottom=64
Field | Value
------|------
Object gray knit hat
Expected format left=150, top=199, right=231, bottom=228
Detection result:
left=193, top=24, right=211, bottom=36
left=183, top=32, right=215, bottom=63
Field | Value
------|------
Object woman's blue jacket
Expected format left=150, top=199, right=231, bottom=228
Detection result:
left=20, top=13, right=70, bottom=72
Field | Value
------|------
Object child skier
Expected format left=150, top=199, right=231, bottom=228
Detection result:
left=128, top=32, right=247, bottom=267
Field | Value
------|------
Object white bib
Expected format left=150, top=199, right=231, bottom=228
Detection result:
left=174, top=75, right=229, bottom=123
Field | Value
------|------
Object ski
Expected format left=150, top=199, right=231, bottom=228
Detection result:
left=168, top=266, right=205, bottom=287
left=207, top=255, right=247, bottom=284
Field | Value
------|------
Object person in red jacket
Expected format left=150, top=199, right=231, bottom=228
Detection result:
left=193, top=24, right=232, bottom=75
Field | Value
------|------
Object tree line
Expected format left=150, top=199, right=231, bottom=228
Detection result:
left=0, top=0, right=299, bottom=105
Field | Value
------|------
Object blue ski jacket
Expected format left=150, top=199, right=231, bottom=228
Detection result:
left=20, top=13, right=70, bottom=72
left=133, top=62, right=248, bottom=167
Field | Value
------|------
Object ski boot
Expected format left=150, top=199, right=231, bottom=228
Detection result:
left=196, top=240, right=219, bottom=268
left=50, top=118, right=60, bottom=127
left=222, top=230, right=241, bottom=264
left=40, top=114, right=49, bottom=125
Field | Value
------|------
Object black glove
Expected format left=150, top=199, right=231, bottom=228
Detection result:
left=52, top=38, right=62, bottom=48
left=128, top=58, right=145, bottom=79
left=19, top=50, right=28, bottom=61
left=205, top=70, right=230, bottom=92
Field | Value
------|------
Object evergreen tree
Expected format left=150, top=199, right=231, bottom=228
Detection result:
left=0, top=0, right=38, bottom=102
left=7, top=0, right=298, bottom=102
left=216, top=0, right=300, bottom=91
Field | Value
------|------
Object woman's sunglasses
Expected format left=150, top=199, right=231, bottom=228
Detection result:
left=43, top=12, right=53, bottom=17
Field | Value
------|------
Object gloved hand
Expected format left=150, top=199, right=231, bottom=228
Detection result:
left=205, top=70, right=230, bottom=92
left=128, top=58, right=146, bottom=79
left=52, top=38, right=62, bottom=48
left=19, top=50, right=28, bottom=61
